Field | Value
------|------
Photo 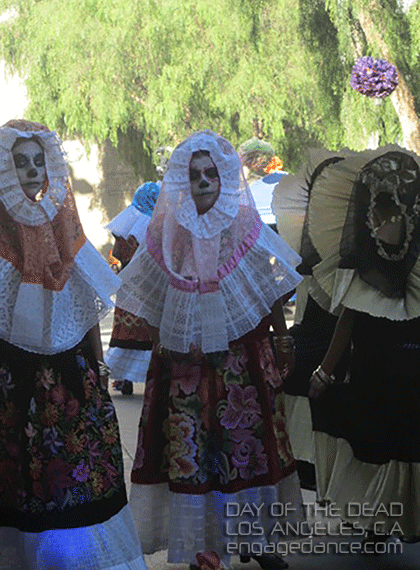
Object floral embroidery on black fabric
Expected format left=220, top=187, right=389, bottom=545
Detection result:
left=0, top=351, right=124, bottom=521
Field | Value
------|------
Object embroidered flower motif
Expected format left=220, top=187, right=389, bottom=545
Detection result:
left=232, top=436, right=268, bottom=480
left=259, top=337, right=282, bottom=389
left=272, top=394, right=294, bottom=464
left=170, top=362, right=201, bottom=397
left=102, top=401, right=116, bottom=420
left=29, top=397, right=36, bottom=414
left=44, top=458, right=75, bottom=502
left=29, top=456, right=43, bottom=481
left=76, top=354, right=87, bottom=370
left=220, top=385, right=261, bottom=430
left=88, top=368, right=97, bottom=386
left=83, top=377, right=93, bottom=399
left=65, top=397, right=80, bottom=420
left=91, top=471, right=104, bottom=496
left=103, top=424, right=119, bottom=446
left=72, top=461, right=90, bottom=483
left=224, top=348, right=248, bottom=375
left=40, top=402, right=59, bottom=427
left=168, top=454, right=199, bottom=479
left=0, top=367, right=15, bottom=398
left=163, top=413, right=199, bottom=479
left=50, top=383, right=68, bottom=408
left=43, top=427, right=64, bottom=455
left=98, top=457, right=119, bottom=491
left=37, top=367, right=55, bottom=390
left=87, top=438, right=102, bottom=470
left=24, top=422, right=37, bottom=443
left=229, top=427, right=253, bottom=443
left=165, top=412, right=195, bottom=441
left=65, top=429, right=86, bottom=455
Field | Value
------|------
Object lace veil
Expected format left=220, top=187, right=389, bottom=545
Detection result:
left=117, top=131, right=302, bottom=353
left=0, top=120, right=119, bottom=354
left=273, top=145, right=420, bottom=320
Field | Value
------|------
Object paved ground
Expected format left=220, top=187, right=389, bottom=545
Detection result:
left=101, top=312, right=420, bottom=570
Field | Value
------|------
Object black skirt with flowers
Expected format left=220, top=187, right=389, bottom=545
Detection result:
left=0, top=337, right=127, bottom=533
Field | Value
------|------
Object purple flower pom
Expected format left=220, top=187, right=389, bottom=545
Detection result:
left=350, top=56, right=398, bottom=99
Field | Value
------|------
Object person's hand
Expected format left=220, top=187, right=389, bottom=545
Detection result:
left=309, top=365, right=334, bottom=399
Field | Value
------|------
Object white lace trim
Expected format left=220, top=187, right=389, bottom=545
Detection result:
left=106, top=205, right=150, bottom=242
left=0, top=240, right=120, bottom=354
left=129, top=473, right=304, bottom=564
left=163, top=130, right=242, bottom=238
left=0, top=127, right=69, bottom=226
left=117, top=223, right=302, bottom=353
left=4, top=504, right=147, bottom=569
left=105, top=347, right=151, bottom=383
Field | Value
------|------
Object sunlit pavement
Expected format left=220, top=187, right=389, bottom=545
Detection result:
left=102, top=311, right=420, bottom=570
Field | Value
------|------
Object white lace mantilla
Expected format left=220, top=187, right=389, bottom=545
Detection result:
left=106, top=205, right=150, bottom=242
left=117, top=223, right=302, bottom=353
left=0, top=240, right=120, bottom=354
left=0, top=127, right=69, bottom=226
left=163, top=130, right=242, bottom=238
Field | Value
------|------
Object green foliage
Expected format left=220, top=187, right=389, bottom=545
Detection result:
left=0, top=0, right=335, bottom=170
left=0, top=0, right=418, bottom=172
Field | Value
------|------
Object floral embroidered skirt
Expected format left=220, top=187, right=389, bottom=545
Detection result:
left=129, top=318, right=304, bottom=566
left=106, top=306, right=152, bottom=383
left=0, top=337, right=146, bottom=569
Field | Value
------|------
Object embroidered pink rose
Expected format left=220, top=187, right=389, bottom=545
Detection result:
left=168, top=455, right=199, bottom=479
left=170, top=362, right=201, bottom=397
left=220, top=385, right=261, bottom=430
left=259, top=337, right=282, bottom=388
left=232, top=436, right=268, bottom=480
left=224, top=348, right=248, bottom=375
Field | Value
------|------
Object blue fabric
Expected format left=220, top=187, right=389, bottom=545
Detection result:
left=131, top=181, right=161, bottom=216
left=262, top=171, right=287, bottom=184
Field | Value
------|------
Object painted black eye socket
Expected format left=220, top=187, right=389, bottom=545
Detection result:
left=204, top=167, right=219, bottom=179
left=13, top=153, right=45, bottom=169
left=34, top=154, right=45, bottom=167
left=189, top=168, right=200, bottom=181
left=189, top=167, right=219, bottom=181
left=13, top=154, right=29, bottom=169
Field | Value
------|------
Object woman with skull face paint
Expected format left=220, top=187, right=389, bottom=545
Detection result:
left=0, top=120, right=148, bottom=569
left=299, top=147, right=420, bottom=541
left=116, top=131, right=305, bottom=570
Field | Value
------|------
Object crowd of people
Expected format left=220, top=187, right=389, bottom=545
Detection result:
left=0, top=118, right=419, bottom=570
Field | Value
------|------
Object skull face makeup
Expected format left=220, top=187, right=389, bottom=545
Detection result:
left=189, top=152, right=221, bottom=215
left=361, top=152, right=420, bottom=260
left=12, top=138, right=46, bottom=201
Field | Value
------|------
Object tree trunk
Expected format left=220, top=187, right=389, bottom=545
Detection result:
left=358, top=6, right=420, bottom=155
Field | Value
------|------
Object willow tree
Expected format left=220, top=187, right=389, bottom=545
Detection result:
left=0, top=0, right=345, bottom=170
left=300, top=0, right=420, bottom=154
